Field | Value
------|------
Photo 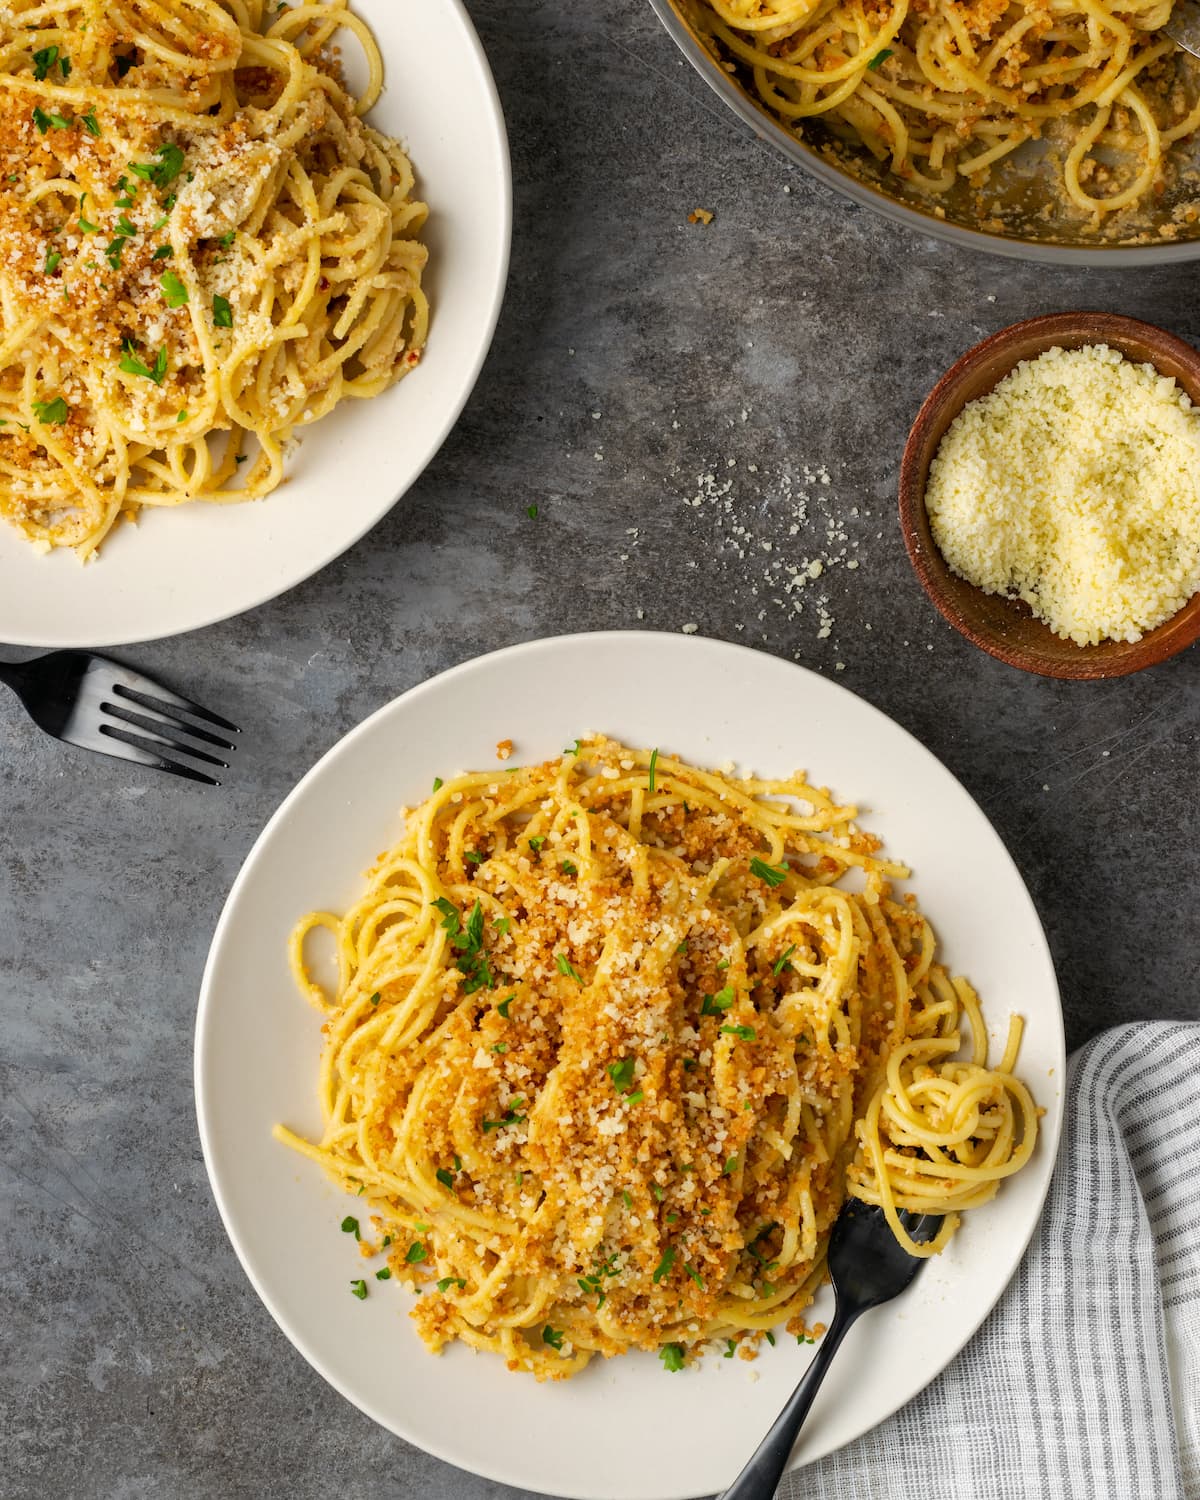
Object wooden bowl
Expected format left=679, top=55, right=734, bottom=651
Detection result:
left=899, top=312, right=1200, bottom=679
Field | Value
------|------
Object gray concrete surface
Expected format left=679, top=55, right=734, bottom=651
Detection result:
left=3, top=2, right=1200, bottom=1497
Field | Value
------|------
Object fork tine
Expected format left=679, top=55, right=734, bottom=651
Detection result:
left=97, top=724, right=221, bottom=786
left=109, top=680, right=240, bottom=738
left=100, top=702, right=229, bottom=767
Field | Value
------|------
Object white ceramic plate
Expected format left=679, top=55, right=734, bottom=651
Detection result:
left=196, top=632, right=1065, bottom=1500
left=0, top=0, right=510, bottom=648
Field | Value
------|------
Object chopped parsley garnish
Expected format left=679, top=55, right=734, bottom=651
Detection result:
left=212, top=293, right=233, bottom=328
left=526, top=504, right=538, bottom=519
left=431, top=896, right=494, bottom=994
left=723, top=1156, right=738, bottom=1175
left=765, top=1330, right=776, bottom=1346
left=431, top=776, right=443, bottom=791
left=750, top=856, right=789, bottom=888
left=31, top=397, right=69, bottom=425
left=724, top=1339, right=737, bottom=1358
left=119, top=344, right=168, bottom=385
left=43, top=251, right=61, bottom=274
left=32, top=46, right=60, bottom=81
left=349, top=1279, right=367, bottom=1300
left=797, top=1332, right=815, bottom=1345
left=218, top=229, right=236, bottom=248
left=160, top=271, right=188, bottom=307
left=607, top=1057, right=636, bottom=1092
left=494, top=917, right=511, bottom=937
left=866, top=47, right=894, bottom=69
left=684, top=1262, right=705, bottom=1289
left=651, top=1247, right=676, bottom=1284
left=375, top=1267, right=391, bottom=1281
left=130, top=141, right=185, bottom=190
left=564, top=739, right=581, bottom=756
left=340, top=1215, right=360, bottom=1239
left=368, top=992, right=381, bottom=1005
left=676, top=939, right=688, bottom=955
left=720, top=1024, right=756, bottom=1041
left=435, top=1167, right=455, bottom=1189
left=32, top=106, right=70, bottom=132
left=405, top=1243, right=427, bottom=1264
left=482, top=1099, right=526, bottom=1133
left=497, top=995, right=514, bottom=1018
left=555, top=953, right=583, bottom=984
left=560, top=858, right=577, bottom=876
left=152, top=245, right=173, bottom=260
left=650, top=1184, right=664, bottom=1202
left=77, top=195, right=98, bottom=233
left=542, top=1326, right=565, bottom=1351
left=176, top=410, right=187, bottom=422
left=659, top=1342, right=685, bottom=1372
left=528, top=836, right=545, bottom=851
left=437, top=1276, right=466, bottom=1293
left=150, top=213, right=170, bottom=232
left=81, top=110, right=100, bottom=137
left=773, top=944, right=796, bottom=975
left=648, top=747, right=659, bottom=792
left=491, top=1042, right=507, bottom=1054
left=464, top=850, right=485, bottom=864
left=625, top=1089, right=644, bottom=1105
left=700, top=986, right=736, bottom=1015
left=622, top=1190, right=633, bottom=1209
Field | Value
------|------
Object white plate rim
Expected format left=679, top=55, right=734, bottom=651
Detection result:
left=195, top=630, right=1066, bottom=1499
left=0, top=0, right=512, bottom=649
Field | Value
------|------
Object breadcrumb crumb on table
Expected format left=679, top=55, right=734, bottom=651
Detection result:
left=687, top=207, right=714, bottom=225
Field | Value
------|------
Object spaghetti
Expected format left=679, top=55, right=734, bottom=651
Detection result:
left=278, top=738, right=1037, bottom=1379
left=0, top=0, right=428, bottom=557
left=690, top=0, right=1200, bottom=220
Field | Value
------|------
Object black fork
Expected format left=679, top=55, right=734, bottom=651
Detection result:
left=0, top=650, right=241, bottom=786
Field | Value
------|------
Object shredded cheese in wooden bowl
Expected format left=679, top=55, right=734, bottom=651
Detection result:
left=925, top=344, right=1200, bottom=647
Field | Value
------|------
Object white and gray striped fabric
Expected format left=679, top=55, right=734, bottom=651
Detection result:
left=780, top=1022, right=1200, bottom=1500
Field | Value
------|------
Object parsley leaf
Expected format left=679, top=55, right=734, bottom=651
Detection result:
left=560, top=858, right=577, bottom=876
left=607, top=1057, right=636, bottom=1092
left=497, top=994, right=514, bottom=1018
left=435, top=1167, right=455, bottom=1189
left=118, top=344, right=168, bottom=385
left=32, top=46, right=59, bottom=81
left=436, top=1276, right=466, bottom=1293
left=349, top=1279, right=367, bottom=1300
left=648, top=747, right=659, bottom=792
left=528, top=836, right=545, bottom=851
left=700, top=986, right=736, bottom=1016
left=866, top=47, right=894, bottom=70
left=773, top=943, right=796, bottom=975
left=563, top=738, right=581, bottom=756
left=405, top=1243, right=427, bottom=1264
left=719, top=1023, right=757, bottom=1041
left=31, top=396, right=68, bottom=425
left=159, top=271, right=189, bottom=306
left=43, top=250, right=61, bottom=274
left=749, top=856, right=789, bottom=888
left=212, top=293, right=233, bottom=328
left=375, top=1267, right=391, bottom=1281
left=659, top=1342, right=685, bottom=1372
left=431, top=775, right=443, bottom=791
left=80, top=110, right=100, bottom=137
left=542, top=1325, right=565, bottom=1351
left=651, top=1247, right=676, bottom=1284
left=555, top=953, right=583, bottom=984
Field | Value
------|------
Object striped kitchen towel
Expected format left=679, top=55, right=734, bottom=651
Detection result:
left=780, top=1022, right=1200, bottom=1500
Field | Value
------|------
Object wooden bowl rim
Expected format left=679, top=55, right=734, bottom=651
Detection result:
left=898, top=312, right=1200, bottom=680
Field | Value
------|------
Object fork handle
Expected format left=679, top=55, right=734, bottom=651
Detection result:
left=719, top=1301, right=858, bottom=1500
left=0, top=656, right=32, bottom=694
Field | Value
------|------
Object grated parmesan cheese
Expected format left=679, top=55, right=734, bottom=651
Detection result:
left=926, top=344, right=1200, bottom=646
